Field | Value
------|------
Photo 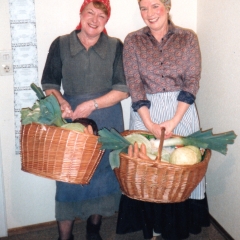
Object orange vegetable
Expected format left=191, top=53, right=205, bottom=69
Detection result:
left=87, top=125, right=93, bottom=135
left=83, top=127, right=89, bottom=134
left=140, top=143, right=147, bottom=155
left=128, top=145, right=133, bottom=157
left=133, top=142, right=139, bottom=158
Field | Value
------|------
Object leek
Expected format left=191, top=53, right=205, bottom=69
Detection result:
left=152, top=129, right=237, bottom=155
left=99, top=128, right=237, bottom=155
left=21, top=83, right=67, bottom=126
left=98, top=128, right=130, bottom=150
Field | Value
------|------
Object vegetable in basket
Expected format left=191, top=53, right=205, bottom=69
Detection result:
left=98, top=128, right=237, bottom=169
left=61, top=118, right=98, bottom=134
left=20, top=84, right=97, bottom=135
left=169, top=146, right=202, bottom=165
left=153, top=130, right=237, bottom=155
left=73, top=118, right=98, bottom=135
left=21, top=83, right=67, bottom=127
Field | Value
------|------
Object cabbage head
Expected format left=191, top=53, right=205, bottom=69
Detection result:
left=169, top=146, right=202, bottom=165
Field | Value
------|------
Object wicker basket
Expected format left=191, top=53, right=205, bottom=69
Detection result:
left=114, top=130, right=211, bottom=203
left=20, top=123, right=104, bottom=184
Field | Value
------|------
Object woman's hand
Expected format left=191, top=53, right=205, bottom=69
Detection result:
left=44, top=89, right=73, bottom=119
left=60, top=100, right=73, bottom=119
left=158, top=120, right=176, bottom=139
left=146, top=122, right=171, bottom=139
left=147, top=122, right=162, bottom=139
left=137, top=106, right=169, bottom=139
left=72, top=100, right=95, bottom=120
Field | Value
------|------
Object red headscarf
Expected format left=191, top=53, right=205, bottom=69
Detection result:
left=76, top=0, right=111, bottom=34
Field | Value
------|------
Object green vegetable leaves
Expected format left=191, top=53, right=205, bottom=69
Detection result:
left=21, top=83, right=67, bottom=127
left=98, top=128, right=130, bottom=150
left=31, top=83, right=45, bottom=99
left=21, top=101, right=41, bottom=125
left=188, top=129, right=237, bottom=155
left=99, top=128, right=237, bottom=157
left=163, top=129, right=237, bottom=155
left=98, top=128, right=131, bottom=169
left=37, top=95, right=67, bottom=126
left=109, top=146, right=128, bottom=169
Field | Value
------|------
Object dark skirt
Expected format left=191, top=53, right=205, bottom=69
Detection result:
left=116, top=194, right=210, bottom=240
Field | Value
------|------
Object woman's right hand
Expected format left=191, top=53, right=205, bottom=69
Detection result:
left=44, top=89, right=73, bottom=119
left=147, top=122, right=168, bottom=139
left=60, top=100, right=73, bottom=119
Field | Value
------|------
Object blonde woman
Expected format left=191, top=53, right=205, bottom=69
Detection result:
left=116, top=0, right=210, bottom=239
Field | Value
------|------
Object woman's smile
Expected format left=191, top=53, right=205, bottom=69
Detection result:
left=148, top=17, right=159, bottom=23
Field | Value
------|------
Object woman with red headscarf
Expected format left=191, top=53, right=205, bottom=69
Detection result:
left=41, top=1, right=128, bottom=239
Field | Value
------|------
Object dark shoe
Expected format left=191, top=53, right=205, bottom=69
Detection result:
left=58, top=235, right=74, bottom=240
left=86, top=232, right=102, bottom=240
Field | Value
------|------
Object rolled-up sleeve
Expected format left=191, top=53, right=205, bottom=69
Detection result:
left=41, top=37, right=62, bottom=91
left=112, top=40, right=129, bottom=93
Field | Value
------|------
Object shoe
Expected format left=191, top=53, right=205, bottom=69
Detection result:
left=58, top=235, right=74, bottom=240
left=86, top=232, right=102, bottom=240
left=86, top=217, right=102, bottom=240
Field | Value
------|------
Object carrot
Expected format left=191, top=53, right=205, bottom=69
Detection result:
left=128, top=145, right=133, bottom=157
left=133, top=142, right=139, bottom=158
left=87, top=125, right=93, bottom=135
left=139, top=143, right=151, bottom=160
left=140, top=143, right=147, bottom=155
left=83, top=127, right=89, bottom=134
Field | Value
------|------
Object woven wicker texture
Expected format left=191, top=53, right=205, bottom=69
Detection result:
left=20, top=123, right=104, bottom=184
left=114, top=130, right=211, bottom=203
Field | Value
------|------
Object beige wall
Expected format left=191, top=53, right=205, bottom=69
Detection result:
left=197, top=1, right=240, bottom=239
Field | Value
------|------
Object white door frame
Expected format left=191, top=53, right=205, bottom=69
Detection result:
left=0, top=134, right=7, bottom=237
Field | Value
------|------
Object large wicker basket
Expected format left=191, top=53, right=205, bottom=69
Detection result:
left=20, top=123, right=104, bottom=184
left=114, top=130, right=211, bottom=203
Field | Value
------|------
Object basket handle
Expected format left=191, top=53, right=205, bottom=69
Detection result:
left=157, top=127, right=165, bottom=162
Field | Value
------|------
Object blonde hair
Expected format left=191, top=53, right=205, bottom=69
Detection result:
left=138, top=0, right=171, bottom=11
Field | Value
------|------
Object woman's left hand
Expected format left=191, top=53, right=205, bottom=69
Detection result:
left=72, top=100, right=95, bottom=120
left=159, top=119, right=176, bottom=139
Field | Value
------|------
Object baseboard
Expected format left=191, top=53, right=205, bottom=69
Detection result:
left=8, top=214, right=234, bottom=239
left=8, top=221, right=57, bottom=236
left=210, top=214, right=234, bottom=240
left=8, top=219, right=82, bottom=236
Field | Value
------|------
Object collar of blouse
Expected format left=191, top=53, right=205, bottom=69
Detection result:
left=69, top=30, right=108, bottom=59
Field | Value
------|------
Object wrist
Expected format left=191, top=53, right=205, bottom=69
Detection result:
left=171, top=116, right=181, bottom=129
left=145, top=121, right=154, bottom=132
left=93, top=99, right=98, bottom=110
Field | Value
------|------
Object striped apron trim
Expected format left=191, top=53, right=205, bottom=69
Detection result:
left=129, top=92, right=205, bottom=200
